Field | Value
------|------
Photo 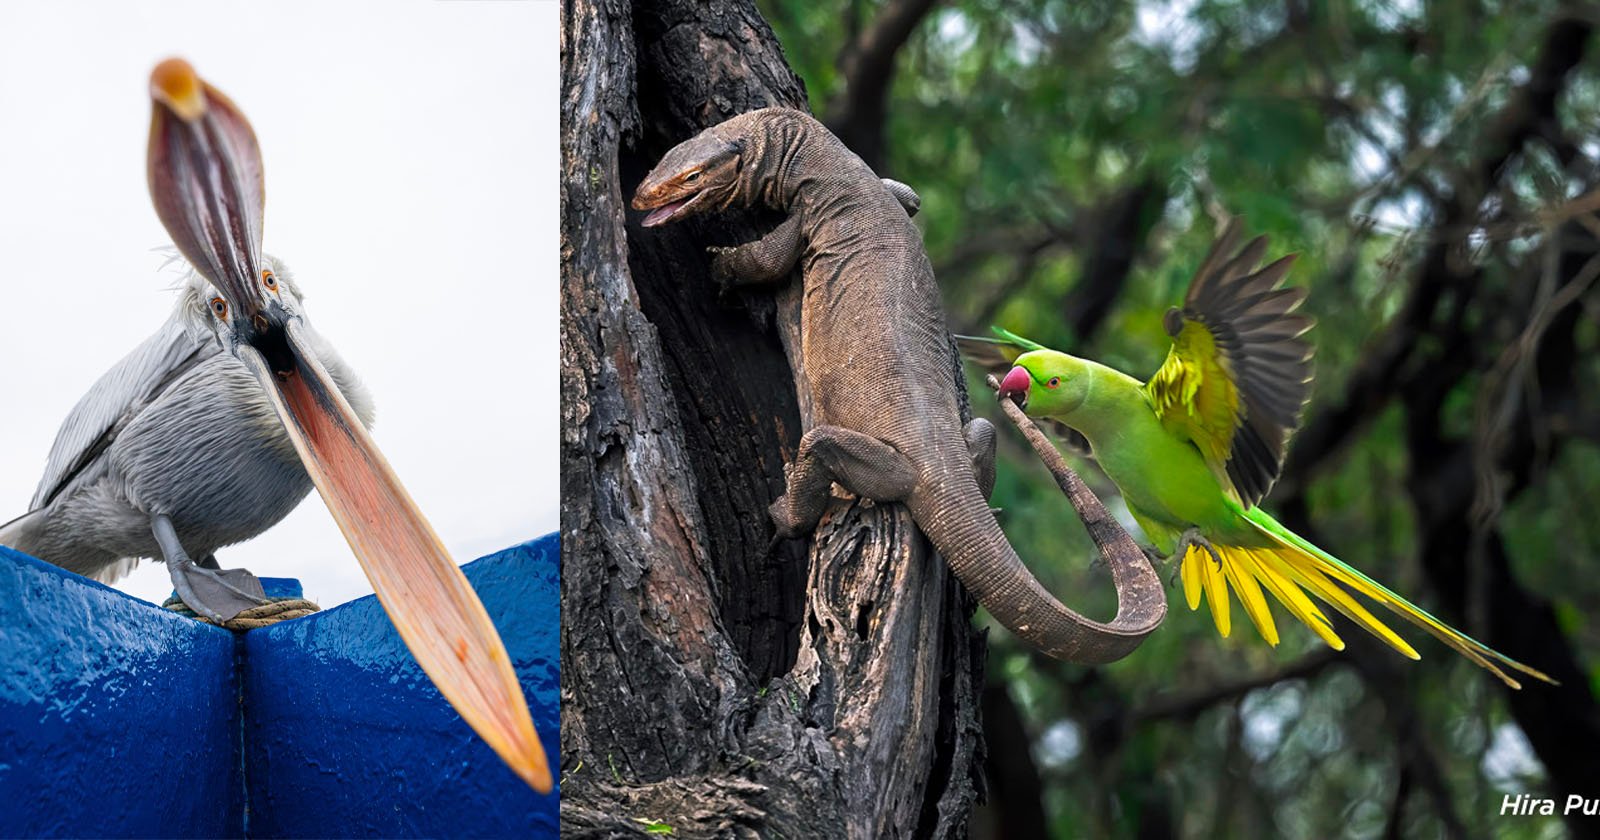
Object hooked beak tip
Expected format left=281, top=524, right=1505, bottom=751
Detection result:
left=998, top=366, right=1031, bottom=406
left=150, top=58, right=207, bottom=121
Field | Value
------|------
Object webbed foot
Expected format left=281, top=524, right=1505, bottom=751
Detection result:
left=152, top=514, right=267, bottom=622
left=171, top=564, right=268, bottom=622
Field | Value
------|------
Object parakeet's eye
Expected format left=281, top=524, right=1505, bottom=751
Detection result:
left=210, top=297, right=229, bottom=319
left=261, top=269, right=277, bottom=290
left=1046, top=376, right=1061, bottom=388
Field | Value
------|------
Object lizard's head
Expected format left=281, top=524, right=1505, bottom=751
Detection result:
left=632, top=130, right=744, bottom=227
left=1003, top=351, right=1091, bottom=416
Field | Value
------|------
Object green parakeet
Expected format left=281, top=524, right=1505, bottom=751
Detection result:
left=965, top=220, right=1552, bottom=688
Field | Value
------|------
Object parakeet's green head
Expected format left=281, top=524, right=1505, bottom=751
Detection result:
left=999, top=350, right=1093, bottom=417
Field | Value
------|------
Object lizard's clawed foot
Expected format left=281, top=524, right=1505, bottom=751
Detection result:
left=706, top=245, right=741, bottom=292
left=767, top=495, right=809, bottom=541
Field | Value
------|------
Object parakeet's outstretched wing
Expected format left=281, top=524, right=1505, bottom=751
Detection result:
left=957, top=329, right=1090, bottom=455
left=1144, top=219, right=1312, bottom=508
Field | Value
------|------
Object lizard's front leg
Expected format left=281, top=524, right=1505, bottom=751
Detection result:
left=770, top=425, right=917, bottom=538
left=710, top=214, right=804, bottom=288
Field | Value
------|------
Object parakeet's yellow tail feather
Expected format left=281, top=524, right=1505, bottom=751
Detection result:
left=1178, top=515, right=1556, bottom=690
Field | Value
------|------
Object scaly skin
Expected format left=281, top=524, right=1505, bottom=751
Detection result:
left=633, top=108, right=1166, bottom=664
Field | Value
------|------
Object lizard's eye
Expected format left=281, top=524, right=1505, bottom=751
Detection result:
left=261, top=269, right=277, bottom=291
left=1046, top=376, right=1061, bottom=388
left=684, top=170, right=702, bottom=183
left=210, top=297, right=229, bottom=319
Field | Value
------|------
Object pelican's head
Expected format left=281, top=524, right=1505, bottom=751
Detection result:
left=147, top=58, right=323, bottom=390
left=145, top=58, right=550, bottom=794
left=179, top=255, right=300, bottom=342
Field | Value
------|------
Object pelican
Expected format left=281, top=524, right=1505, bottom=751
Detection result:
left=0, top=257, right=368, bottom=612
left=0, top=59, right=550, bottom=793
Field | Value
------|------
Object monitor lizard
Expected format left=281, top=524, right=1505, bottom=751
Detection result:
left=632, top=107, right=1165, bottom=664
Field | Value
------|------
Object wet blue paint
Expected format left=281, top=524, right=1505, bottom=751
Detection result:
left=0, top=535, right=559, bottom=838
left=257, top=578, right=304, bottom=599
left=0, top=544, right=240, bottom=838
left=243, top=536, right=559, bottom=838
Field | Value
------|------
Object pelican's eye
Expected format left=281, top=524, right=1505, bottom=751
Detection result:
left=210, top=297, right=229, bottom=319
left=1046, top=376, right=1061, bottom=389
left=261, top=269, right=277, bottom=290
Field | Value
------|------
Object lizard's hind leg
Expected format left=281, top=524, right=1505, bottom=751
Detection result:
left=882, top=178, right=921, bottom=216
left=770, top=425, right=917, bottom=539
left=964, top=418, right=997, bottom=501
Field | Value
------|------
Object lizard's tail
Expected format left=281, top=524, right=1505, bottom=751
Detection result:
left=911, top=449, right=1167, bottom=665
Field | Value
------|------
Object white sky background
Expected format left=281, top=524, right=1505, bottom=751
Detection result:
left=0, top=1, right=557, bottom=608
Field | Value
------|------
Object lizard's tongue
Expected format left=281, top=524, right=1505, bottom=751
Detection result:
left=642, top=199, right=687, bottom=227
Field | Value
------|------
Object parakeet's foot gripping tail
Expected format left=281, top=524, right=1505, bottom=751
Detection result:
left=1180, top=508, right=1555, bottom=689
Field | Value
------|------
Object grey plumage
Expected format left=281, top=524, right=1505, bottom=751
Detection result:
left=0, top=257, right=374, bottom=584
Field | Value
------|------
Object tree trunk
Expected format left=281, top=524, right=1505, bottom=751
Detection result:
left=559, top=0, right=986, bottom=836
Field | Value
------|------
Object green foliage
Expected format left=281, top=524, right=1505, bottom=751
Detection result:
left=761, top=0, right=1599, bottom=835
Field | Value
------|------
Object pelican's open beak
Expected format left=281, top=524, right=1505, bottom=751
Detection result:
left=146, top=58, right=551, bottom=794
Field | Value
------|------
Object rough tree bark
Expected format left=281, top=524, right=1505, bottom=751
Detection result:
left=560, top=0, right=985, bottom=836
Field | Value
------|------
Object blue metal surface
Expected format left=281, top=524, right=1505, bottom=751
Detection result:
left=0, top=544, right=241, bottom=838
left=164, top=578, right=303, bottom=605
left=256, top=578, right=304, bottom=599
left=241, top=535, right=559, bottom=838
left=0, top=535, right=559, bottom=838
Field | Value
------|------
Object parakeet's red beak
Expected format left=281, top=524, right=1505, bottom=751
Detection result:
left=999, top=366, right=1032, bottom=407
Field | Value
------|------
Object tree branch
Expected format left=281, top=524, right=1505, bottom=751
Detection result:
left=1130, top=649, right=1343, bottom=725
left=975, top=680, right=1049, bottom=839
left=1280, top=13, right=1594, bottom=492
left=1063, top=177, right=1169, bottom=347
left=826, top=0, right=943, bottom=170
